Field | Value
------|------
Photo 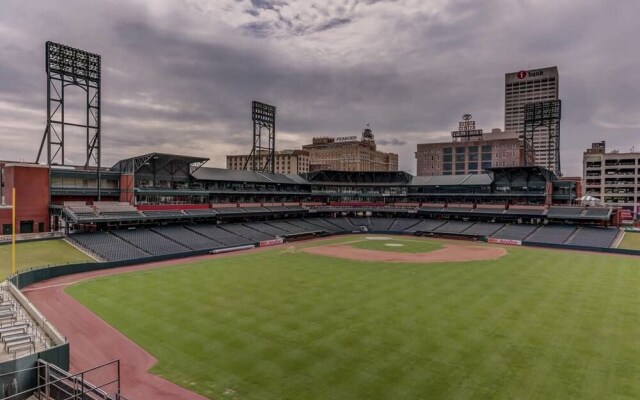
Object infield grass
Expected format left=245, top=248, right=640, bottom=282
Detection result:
left=347, top=237, right=443, bottom=253
left=67, top=236, right=640, bottom=400
left=619, top=232, right=640, bottom=250
left=0, top=239, right=93, bottom=278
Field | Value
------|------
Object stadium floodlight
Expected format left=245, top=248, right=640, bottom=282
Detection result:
left=243, top=101, right=276, bottom=173
left=36, top=41, right=103, bottom=199
left=523, top=100, right=561, bottom=175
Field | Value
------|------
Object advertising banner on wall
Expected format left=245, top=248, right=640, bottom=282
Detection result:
left=260, top=238, right=284, bottom=247
left=487, top=238, right=522, bottom=246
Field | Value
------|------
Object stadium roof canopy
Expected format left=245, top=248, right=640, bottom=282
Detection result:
left=303, top=170, right=413, bottom=185
left=111, top=153, right=209, bottom=174
left=409, top=173, right=493, bottom=186
left=487, top=166, right=558, bottom=182
left=192, top=167, right=310, bottom=185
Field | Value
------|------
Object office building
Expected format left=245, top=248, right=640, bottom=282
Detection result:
left=416, top=115, right=521, bottom=176
left=302, top=128, right=398, bottom=172
left=505, top=66, right=560, bottom=172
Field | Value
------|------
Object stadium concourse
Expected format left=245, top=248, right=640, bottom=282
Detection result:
left=0, top=154, right=634, bottom=399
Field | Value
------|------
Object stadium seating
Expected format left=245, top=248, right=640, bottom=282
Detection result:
left=186, top=225, right=254, bottom=246
left=219, top=224, right=273, bottom=242
left=285, top=219, right=331, bottom=233
left=265, top=221, right=309, bottom=234
left=404, top=219, right=447, bottom=233
left=387, top=219, right=422, bottom=232
left=348, top=218, right=370, bottom=228
left=112, top=229, right=190, bottom=256
left=304, top=219, right=345, bottom=232
left=244, top=222, right=290, bottom=237
left=69, top=232, right=150, bottom=261
left=491, top=224, right=539, bottom=241
left=151, top=226, right=224, bottom=251
left=524, top=225, right=577, bottom=244
left=327, top=218, right=358, bottom=232
left=462, top=223, right=504, bottom=236
left=434, top=221, right=475, bottom=234
left=564, top=227, right=619, bottom=248
left=368, top=218, right=395, bottom=231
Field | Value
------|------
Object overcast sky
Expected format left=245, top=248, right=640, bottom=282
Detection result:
left=1, top=0, right=639, bottom=176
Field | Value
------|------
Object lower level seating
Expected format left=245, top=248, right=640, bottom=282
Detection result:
left=462, top=223, right=504, bottom=236
left=186, top=225, right=253, bottom=247
left=368, top=218, right=395, bottom=231
left=404, top=219, right=447, bottom=233
left=565, top=227, right=619, bottom=248
left=152, top=226, right=224, bottom=251
left=491, top=224, right=539, bottom=241
left=219, top=224, right=273, bottom=242
left=69, top=232, right=149, bottom=261
left=285, top=220, right=329, bottom=233
left=434, top=221, right=474, bottom=234
left=525, top=225, right=577, bottom=244
left=328, top=218, right=358, bottom=231
left=388, top=219, right=421, bottom=232
left=112, top=229, right=189, bottom=256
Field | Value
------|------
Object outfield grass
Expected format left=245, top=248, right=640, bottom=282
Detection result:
left=0, top=239, right=93, bottom=278
left=619, top=232, right=640, bottom=250
left=348, top=237, right=443, bottom=253
left=67, top=239, right=640, bottom=400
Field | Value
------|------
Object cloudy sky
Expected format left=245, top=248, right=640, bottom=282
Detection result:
left=1, top=0, right=638, bottom=176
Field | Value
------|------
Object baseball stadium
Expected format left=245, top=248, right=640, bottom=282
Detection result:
left=0, top=42, right=639, bottom=400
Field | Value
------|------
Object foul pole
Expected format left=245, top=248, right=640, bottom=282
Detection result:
left=12, top=188, right=16, bottom=277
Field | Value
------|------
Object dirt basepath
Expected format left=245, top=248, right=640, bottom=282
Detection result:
left=303, top=243, right=507, bottom=263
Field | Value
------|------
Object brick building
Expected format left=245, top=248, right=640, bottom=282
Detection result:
left=226, top=150, right=310, bottom=174
left=302, top=128, right=398, bottom=172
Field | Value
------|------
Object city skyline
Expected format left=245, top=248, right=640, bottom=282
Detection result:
left=1, top=0, right=639, bottom=176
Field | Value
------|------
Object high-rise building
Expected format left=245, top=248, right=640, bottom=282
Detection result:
left=583, top=141, right=639, bottom=216
left=226, top=150, right=310, bottom=174
left=302, top=128, right=398, bottom=172
left=415, top=115, right=520, bottom=176
left=505, top=66, right=560, bottom=172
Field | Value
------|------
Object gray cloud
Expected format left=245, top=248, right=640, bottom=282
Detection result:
left=0, top=0, right=639, bottom=175
left=377, top=138, right=407, bottom=146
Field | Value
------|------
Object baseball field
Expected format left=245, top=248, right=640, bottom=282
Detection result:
left=65, top=236, right=640, bottom=400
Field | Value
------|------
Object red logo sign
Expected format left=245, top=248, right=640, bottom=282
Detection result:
left=516, top=70, right=527, bottom=79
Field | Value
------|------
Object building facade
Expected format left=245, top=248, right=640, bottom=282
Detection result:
left=416, top=115, right=521, bottom=176
left=583, top=141, right=639, bottom=215
left=302, top=129, right=398, bottom=172
left=505, top=66, right=560, bottom=173
left=226, top=150, right=310, bottom=174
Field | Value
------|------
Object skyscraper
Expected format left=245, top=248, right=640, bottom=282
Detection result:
left=505, top=66, right=560, bottom=173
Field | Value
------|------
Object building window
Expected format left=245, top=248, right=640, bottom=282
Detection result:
left=19, top=220, right=34, bottom=234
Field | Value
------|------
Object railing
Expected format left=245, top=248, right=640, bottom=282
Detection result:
left=0, top=231, right=64, bottom=243
left=2, top=359, right=127, bottom=400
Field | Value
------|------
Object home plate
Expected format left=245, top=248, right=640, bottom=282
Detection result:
left=366, top=237, right=391, bottom=240
left=385, top=243, right=404, bottom=247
